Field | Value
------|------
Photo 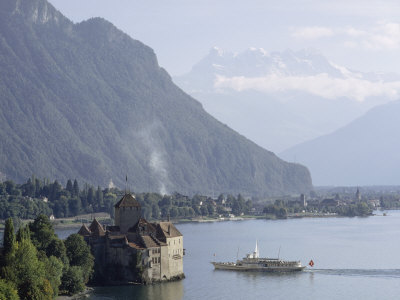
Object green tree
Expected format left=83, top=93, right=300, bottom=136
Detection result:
left=42, top=255, right=63, bottom=298
left=64, top=234, right=94, bottom=283
left=69, top=197, right=82, bottom=216
left=207, top=204, right=215, bottom=216
left=87, top=187, right=95, bottom=207
left=3, top=238, right=52, bottom=300
left=95, top=186, right=104, bottom=210
left=66, top=179, right=73, bottom=195
left=151, top=204, right=160, bottom=219
left=47, top=238, right=69, bottom=265
left=29, top=214, right=56, bottom=252
left=60, top=266, right=85, bottom=295
left=200, top=205, right=209, bottom=216
left=3, top=218, right=15, bottom=257
left=73, top=179, right=80, bottom=197
left=0, top=279, right=19, bottom=300
left=169, top=206, right=178, bottom=218
left=16, top=225, right=30, bottom=242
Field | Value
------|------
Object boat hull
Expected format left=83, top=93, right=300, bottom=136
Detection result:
left=212, top=262, right=306, bottom=272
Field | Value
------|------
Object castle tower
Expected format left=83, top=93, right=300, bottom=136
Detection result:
left=114, top=193, right=141, bottom=233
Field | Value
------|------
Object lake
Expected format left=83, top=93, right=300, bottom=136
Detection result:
left=56, top=210, right=400, bottom=299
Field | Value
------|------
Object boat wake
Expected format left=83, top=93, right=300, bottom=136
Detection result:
left=306, top=268, right=400, bottom=278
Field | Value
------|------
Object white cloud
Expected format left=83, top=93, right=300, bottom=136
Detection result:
left=292, top=26, right=334, bottom=39
left=214, top=74, right=400, bottom=102
left=292, top=22, right=400, bottom=51
left=363, top=22, right=400, bottom=50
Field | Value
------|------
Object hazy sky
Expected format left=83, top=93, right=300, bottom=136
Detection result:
left=48, top=0, right=400, bottom=76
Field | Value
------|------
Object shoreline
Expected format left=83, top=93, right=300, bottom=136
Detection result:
left=0, top=210, right=389, bottom=231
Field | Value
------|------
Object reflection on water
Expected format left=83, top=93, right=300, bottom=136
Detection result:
left=309, top=268, right=400, bottom=278
left=87, top=280, right=184, bottom=300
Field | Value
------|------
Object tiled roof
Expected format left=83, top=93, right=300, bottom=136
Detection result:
left=128, top=218, right=156, bottom=233
left=106, top=226, right=120, bottom=232
left=158, top=222, right=182, bottom=238
left=78, top=224, right=91, bottom=236
left=141, top=235, right=160, bottom=248
left=89, top=218, right=105, bottom=236
left=114, top=193, right=141, bottom=208
left=128, top=242, right=144, bottom=250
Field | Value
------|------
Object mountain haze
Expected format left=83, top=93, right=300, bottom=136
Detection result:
left=280, top=100, right=400, bottom=186
left=174, top=47, right=400, bottom=152
left=0, top=0, right=312, bottom=196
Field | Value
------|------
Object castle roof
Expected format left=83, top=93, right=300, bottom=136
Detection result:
left=128, top=218, right=156, bottom=234
left=77, top=224, right=91, bottom=236
left=114, top=193, right=141, bottom=208
left=89, top=218, right=105, bottom=236
left=158, top=222, right=183, bottom=238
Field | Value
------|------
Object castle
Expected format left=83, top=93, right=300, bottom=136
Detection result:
left=78, top=193, right=184, bottom=284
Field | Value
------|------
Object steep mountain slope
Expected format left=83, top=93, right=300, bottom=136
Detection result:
left=0, top=0, right=312, bottom=196
left=280, top=100, right=400, bottom=186
left=174, top=47, right=400, bottom=152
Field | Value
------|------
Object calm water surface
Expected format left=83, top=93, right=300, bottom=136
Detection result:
left=56, top=211, right=400, bottom=299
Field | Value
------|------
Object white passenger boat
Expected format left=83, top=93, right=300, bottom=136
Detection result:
left=211, top=242, right=306, bottom=272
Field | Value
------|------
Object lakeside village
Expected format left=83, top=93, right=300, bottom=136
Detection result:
left=0, top=177, right=400, bottom=227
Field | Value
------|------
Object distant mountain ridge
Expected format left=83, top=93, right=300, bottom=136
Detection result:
left=0, top=0, right=312, bottom=196
left=280, top=100, right=400, bottom=186
left=174, top=47, right=400, bottom=152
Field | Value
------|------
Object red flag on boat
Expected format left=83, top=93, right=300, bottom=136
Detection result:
left=309, top=259, right=314, bottom=267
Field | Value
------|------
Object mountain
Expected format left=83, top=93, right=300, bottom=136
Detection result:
left=174, top=47, right=400, bottom=152
left=280, top=100, right=400, bottom=186
left=0, top=0, right=312, bottom=196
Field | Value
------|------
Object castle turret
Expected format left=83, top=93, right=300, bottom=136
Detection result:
left=114, top=193, right=141, bottom=233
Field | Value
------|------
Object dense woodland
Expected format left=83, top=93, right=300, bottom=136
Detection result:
left=0, top=215, right=93, bottom=299
left=0, top=177, right=253, bottom=222
left=0, top=0, right=312, bottom=196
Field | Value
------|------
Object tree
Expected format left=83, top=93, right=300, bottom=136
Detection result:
left=49, top=180, right=62, bottom=202
left=69, top=197, right=82, bottom=216
left=29, top=214, right=56, bottom=252
left=60, top=266, right=85, bottom=295
left=47, top=238, right=69, bottom=265
left=3, top=218, right=15, bottom=257
left=42, top=255, right=63, bottom=298
left=0, top=279, right=19, bottom=300
left=207, top=204, right=215, bottom=216
left=87, top=187, right=95, bottom=207
left=169, top=206, right=178, bottom=218
left=64, top=234, right=94, bottom=283
left=3, top=238, right=52, bottom=300
left=66, top=180, right=73, bottom=195
left=16, top=225, right=30, bottom=242
left=73, top=179, right=80, bottom=197
left=200, top=206, right=209, bottom=216
left=151, top=204, right=160, bottom=219
left=95, top=186, right=104, bottom=210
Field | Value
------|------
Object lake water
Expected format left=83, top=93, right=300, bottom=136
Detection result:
left=56, top=210, right=400, bottom=299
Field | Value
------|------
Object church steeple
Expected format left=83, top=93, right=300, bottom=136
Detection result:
left=356, top=187, right=361, bottom=201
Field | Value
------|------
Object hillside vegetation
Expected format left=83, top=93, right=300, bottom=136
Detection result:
left=0, top=0, right=312, bottom=196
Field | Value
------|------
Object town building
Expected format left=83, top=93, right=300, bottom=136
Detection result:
left=78, top=193, right=184, bottom=284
